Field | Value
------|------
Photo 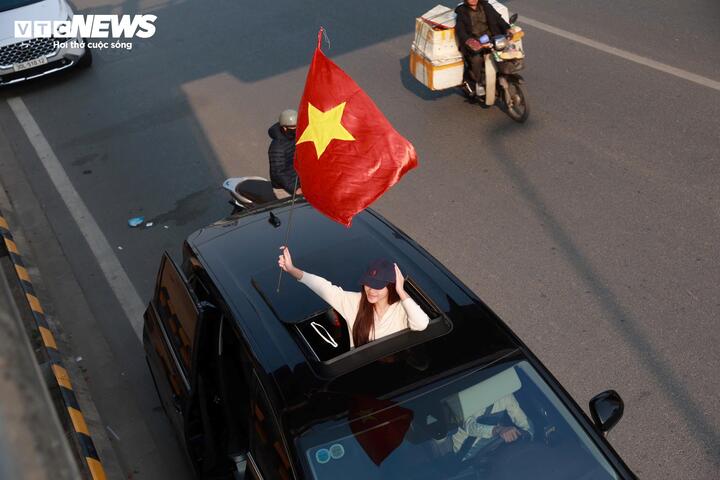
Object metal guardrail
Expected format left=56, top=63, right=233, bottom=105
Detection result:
left=0, top=213, right=107, bottom=480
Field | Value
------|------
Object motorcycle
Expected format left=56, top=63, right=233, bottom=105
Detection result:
left=463, top=14, right=529, bottom=123
left=222, top=176, right=277, bottom=214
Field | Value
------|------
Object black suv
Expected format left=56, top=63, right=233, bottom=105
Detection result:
left=143, top=200, right=636, bottom=479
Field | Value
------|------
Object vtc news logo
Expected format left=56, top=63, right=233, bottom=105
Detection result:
left=14, top=15, right=157, bottom=39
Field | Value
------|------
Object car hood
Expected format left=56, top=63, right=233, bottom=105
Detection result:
left=0, top=0, right=71, bottom=46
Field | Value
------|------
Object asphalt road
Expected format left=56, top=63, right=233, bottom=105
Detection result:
left=0, top=0, right=718, bottom=478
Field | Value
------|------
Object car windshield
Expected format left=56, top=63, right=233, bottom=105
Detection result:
left=297, top=359, right=620, bottom=479
left=0, top=0, right=44, bottom=13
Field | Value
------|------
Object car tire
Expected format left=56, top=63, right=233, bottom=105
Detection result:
left=77, top=46, right=92, bottom=68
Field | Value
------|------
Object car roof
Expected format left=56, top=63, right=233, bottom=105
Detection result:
left=187, top=201, right=521, bottom=424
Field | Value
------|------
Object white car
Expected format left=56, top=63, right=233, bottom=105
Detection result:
left=0, top=0, right=91, bottom=86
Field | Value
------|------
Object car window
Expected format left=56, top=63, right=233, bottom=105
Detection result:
left=0, top=0, right=44, bottom=13
left=297, top=360, right=620, bottom=480
left=154, top=254, right=199, bottom=374
left=250, top=375, right=293, bottom=480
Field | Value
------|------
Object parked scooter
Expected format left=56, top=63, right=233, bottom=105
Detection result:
left=222, top=176, right=277, bottom=214
left=464, top=14, right=529, bottom=123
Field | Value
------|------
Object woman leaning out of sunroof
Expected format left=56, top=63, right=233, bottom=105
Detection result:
left=277, top=246, right=429, bottom=347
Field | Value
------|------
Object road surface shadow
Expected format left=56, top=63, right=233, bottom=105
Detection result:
left=487, top=121, right=720, bottom=468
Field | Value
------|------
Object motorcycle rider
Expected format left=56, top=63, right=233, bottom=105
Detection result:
left=455, top=0, right=511, bottom=97
left=269, top=109, right=302, bottom=199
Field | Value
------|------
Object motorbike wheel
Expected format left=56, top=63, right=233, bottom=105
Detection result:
left=504, top=81, right=529, bottom=123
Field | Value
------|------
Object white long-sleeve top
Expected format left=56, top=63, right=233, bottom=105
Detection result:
left=298, top=272, right=430, bottom=347
left=463, top=394, right=532, bottom=439
left=450, top=393, right=532, bottom=455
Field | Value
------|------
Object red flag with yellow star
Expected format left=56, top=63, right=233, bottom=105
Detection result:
left=294, top=30, right=418, bottom=226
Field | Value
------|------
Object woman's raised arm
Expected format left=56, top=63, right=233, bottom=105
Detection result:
left=278, top=246, right=359, bottom=322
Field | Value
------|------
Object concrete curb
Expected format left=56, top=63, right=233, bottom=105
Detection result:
left=0, top=246, right=80, bottom=480
left=0, top=213, right=107, bottom=480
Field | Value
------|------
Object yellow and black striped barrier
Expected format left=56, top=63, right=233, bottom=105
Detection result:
left=0, top=213, right=107, bottom=480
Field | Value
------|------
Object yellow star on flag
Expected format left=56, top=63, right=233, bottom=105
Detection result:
left=297, top=102, right=355, bottom=158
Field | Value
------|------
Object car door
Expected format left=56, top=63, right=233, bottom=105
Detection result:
left=248, top=373, right=295, bottom=480
left=143, top=252, right=200, bottom=444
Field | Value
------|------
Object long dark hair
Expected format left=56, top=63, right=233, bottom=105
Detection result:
left=353, top=284, right=401, bottom=347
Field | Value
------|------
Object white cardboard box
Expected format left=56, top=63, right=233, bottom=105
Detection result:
left=420, top=4, right=456, bottom=28
left=413, top=17, right=461, bottom=62
left=409, top=46, right=464, bottom=91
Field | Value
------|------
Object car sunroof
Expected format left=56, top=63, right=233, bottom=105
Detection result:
left=251, top=235, right=400, bottom=324
left=251, top=236, right=454, bottom=378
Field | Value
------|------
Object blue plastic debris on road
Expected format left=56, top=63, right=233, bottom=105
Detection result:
left=127, top=217, right=144, bottom=228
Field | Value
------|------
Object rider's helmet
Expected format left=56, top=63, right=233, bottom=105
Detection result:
left=279, top=109, right=297, bottom=128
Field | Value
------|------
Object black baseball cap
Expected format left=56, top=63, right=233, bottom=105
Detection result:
left=359, top=259, right=395, bottom=289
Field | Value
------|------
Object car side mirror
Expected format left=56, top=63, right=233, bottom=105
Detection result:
left=510, top=13, right=518, bottom=24
left=589, top=390, right=624, bottom=434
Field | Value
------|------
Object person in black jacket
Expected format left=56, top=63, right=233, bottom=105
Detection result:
left=268, top=109, right=301, bottom=198
left=455, top=0, right=510, bottom=96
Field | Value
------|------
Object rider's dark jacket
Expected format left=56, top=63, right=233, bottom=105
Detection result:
left=268, top=122, right=299, bottom=194
left=455, top=2, right=510, bottom=56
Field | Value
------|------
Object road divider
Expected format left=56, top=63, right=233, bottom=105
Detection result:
left=0, top=213, right=107, bottom=480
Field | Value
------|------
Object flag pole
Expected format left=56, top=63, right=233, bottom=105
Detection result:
left=276, top=175, right=300, bottom=292
left=276, top=26, right=328, bottom=292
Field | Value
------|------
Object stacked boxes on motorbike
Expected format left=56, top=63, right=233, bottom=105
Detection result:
left=409, top=3, right=524, bottom=91
left=410, top=5, right=464, bottom=91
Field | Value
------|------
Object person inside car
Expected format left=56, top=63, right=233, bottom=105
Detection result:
left=447, top=393, right=532, bottom=461
left=269, top=109, right=302, bottom=199
left=455, top=0, right=511, bottom=96
left=277, top=246, right=429, bottom=347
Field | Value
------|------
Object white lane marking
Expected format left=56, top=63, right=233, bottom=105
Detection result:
left=7, top=97, right=145, bottom=340
left=521, top=16, right=720, bottom=92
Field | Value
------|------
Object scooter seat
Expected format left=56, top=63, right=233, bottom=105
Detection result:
left=234, top=179, right=277, bottom=204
